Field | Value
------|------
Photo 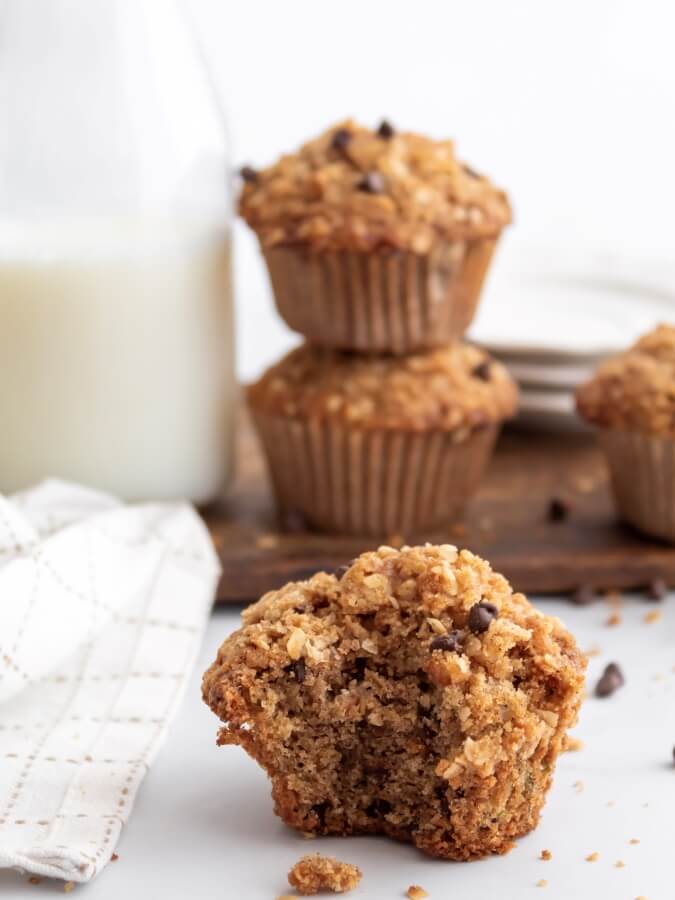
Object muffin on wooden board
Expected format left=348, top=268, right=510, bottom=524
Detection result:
left=239, top=120, right=511, bottom=354
left=202, top=545, right=586, bottom=861
left=577, top=324, right=675, bottom=542
left=248, top=342, right=518, bottom=537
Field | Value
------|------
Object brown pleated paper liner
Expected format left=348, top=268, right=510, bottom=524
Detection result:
left=251, top=412, right=499, bottom=537
left=262, top=239, right=498, bottom=354
left=600, top=429, right=675, bottom=543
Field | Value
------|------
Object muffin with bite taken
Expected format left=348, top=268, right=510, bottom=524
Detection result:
left=576, top=324, right=675, bottom=542
left=202, top=544, right=586, bottom=860
left=248, top=341, right=518, bottom=536
left=239, top=119, right=511, bottom=354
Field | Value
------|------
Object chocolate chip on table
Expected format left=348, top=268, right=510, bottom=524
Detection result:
left=331, top=127, right=353, bottom=151
left=239, top=165, right=258, bottom=183
left=571, top=584, right=596, bottom=605
left=646, top=578, right=667, bottom=601
left=282, top=510, right=307, bottom=533
left=472, top=360, right=491, bottom=381
left=430, top=631, right=463, bottom=653
left=357, top=171, right=386, bottom=194
left=595, top=662, right=624, bottom=698
left=548, top=497, right=570, bottom=522
left=468, top=602, right=498, bottom=635
left=376, top=119, right=395, bottom=139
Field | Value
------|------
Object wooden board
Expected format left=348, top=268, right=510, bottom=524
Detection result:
left=205, top=412, right=675, bottom=604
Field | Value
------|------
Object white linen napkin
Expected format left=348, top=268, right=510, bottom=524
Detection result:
left=0, top=480, right=220, bottom=883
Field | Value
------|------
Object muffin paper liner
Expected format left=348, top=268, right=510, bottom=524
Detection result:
left=600, top=429, right=675, bottom=543
left=251, top=412, right=499, bottom=537
left=262, top=239, right=498, bottom=354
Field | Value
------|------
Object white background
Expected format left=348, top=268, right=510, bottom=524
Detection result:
left=189, top=0, right=675, bottom=381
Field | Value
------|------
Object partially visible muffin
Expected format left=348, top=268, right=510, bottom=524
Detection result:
left=239, top=120, right=511, bottom=353
left=577, top=324, right=675, bottom=541
left=202, top=545, right=586, bottom=861
left=248, top=342, right=518, bottom=536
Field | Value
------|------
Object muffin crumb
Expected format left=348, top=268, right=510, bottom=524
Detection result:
left=540, top=849, right=552, bottom=861
left=406, top=887, right=429, bottom=900
left=643, top=609, right=662, bottom=624
left=585, top=852, right=599, bottom=862
left=288, top=855, right=361, bottom=895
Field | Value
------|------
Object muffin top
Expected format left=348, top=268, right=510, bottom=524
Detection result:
left=203, top=543, right=586, bottom=755
left=576, top=324, right=675, bottom=437
left=239, top=119, right=511, bottom=253
left=248, top=343, right=518, bottom=433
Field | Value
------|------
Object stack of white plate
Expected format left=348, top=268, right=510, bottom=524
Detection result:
left=469, top=246, right=675, bottom=431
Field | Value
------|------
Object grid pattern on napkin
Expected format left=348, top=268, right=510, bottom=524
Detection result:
left=0, top=482, right=219, bottom=883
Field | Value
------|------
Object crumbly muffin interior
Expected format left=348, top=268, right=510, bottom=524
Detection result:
left=203, top=546, right=585, bottom=861
left=247, top=343, right=518, bottom=432
left=239, top=119, right=511, bottom=252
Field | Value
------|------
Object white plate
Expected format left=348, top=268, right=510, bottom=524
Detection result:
left=515, top=388, right=590, bottom=432
left=470, top=267, right=675, bottom=360
left=500, top=358, right=596, bottom=390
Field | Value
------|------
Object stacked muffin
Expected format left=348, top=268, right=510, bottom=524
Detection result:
left=241, top=120, right=517, bottom=536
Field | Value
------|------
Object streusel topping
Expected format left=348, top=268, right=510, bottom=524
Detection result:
left=248, top=343, right=518, bottom=432
left=576, top=325, right=675, bottom=437
left=239, top=119, right=511, bottom=253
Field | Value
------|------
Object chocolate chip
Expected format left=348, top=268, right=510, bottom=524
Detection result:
left=430, top=631, right=463, bottom=653
left=548, top=497, right=570, bottom=522
left=472, top=360, right=491, bottom=381
left=292, top=658, right=306, bottom=683
left=672, top=745, right=675, bottom=766
left=595, top=662, right=624, bottom=698
left=282, top=510, right=307, bottom=533
left=357, top=171, right=386, bottom=194
left=331, top=128, right=352, bottom=152
left=365, top=798, right=392, bottom=817
left=646, top=578, right=667, bottom=601
left=434, top=784, right=450, bottom=817
left=468, top=602, right=498, bottom=635
left=311, top=800, right=330, bottom=829
left=571, top=584, right=595, bottom=605
left=376, top=119, right=395, bottom=139
left=463, top=164, right=482, bottom=179
left=239, top=165, right=258, bottom=183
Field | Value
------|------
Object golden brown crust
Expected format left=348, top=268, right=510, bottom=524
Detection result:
left=247, top=343, right=518, bottom=433
left=576, top=325, right=675, bottom=437
left=288, top=855, right=361, bottom=895
left=239, top=119, right=511, bottom=253
left=202, top=545, right=586, bottom=861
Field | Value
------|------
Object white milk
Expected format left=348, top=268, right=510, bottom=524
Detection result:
left=0, top=221, right=235, bottom=502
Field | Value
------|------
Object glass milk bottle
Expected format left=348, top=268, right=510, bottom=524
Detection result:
left=0, top=0, right=235, bottom=503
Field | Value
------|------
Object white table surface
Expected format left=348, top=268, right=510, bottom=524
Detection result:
left=1, top=594, right=673, bottom=900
